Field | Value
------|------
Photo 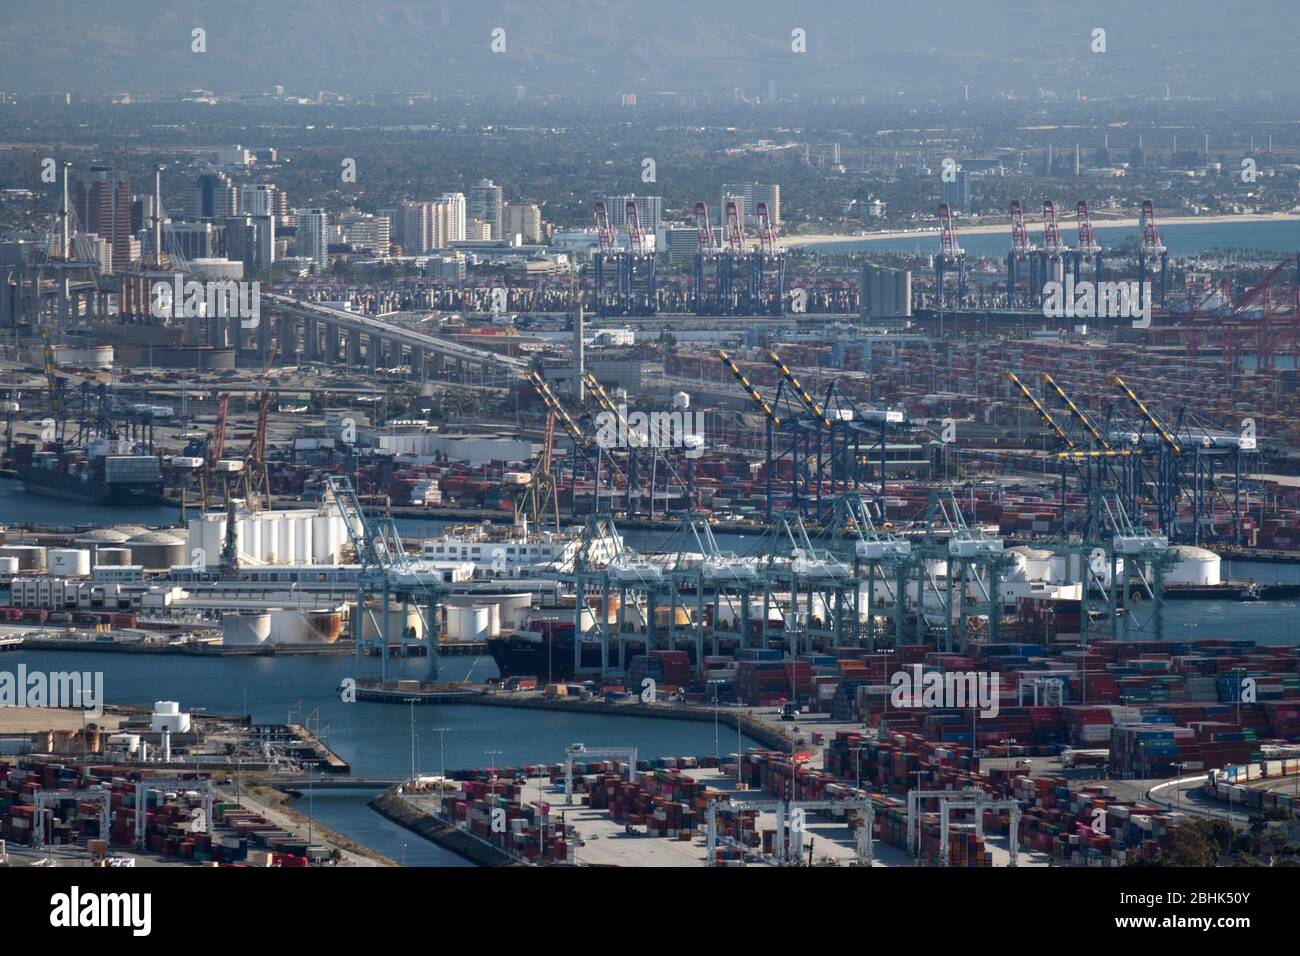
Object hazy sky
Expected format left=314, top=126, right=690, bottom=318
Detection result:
left=0, top=0, right=1292, bottom=101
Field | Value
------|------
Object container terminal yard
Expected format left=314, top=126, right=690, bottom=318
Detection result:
left=3, top=180, right=1300, bottom=873
left=0, top=13, right=1296, bottom=935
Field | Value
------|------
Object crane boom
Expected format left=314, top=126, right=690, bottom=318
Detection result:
left=1042, top=200, right=1065, bottom=255
left=723, top=200, right=746, bottom=252
left=1005, top=371, right=1073, bottom=449
left=1040, top=373, right=1110, bottom=450
left=594, top=201, right=616, bottom=254
left=717, top=349, right=780, bottom=426
left=756, top=201, right=778, bottom=256
left=693, top=202, right=716, bottom=252
left=938, top=203, right=963, bottom=257
left=526, top=371, right=588, bottom=446
left=1075, top=200, right=1100, bottom=257
left=1110, top=374, right=1181, bottom=454
left=765, top=349, right=832, bottom=428
left=625, top=199, right=645, bottom=257
left=1009, top=200, right=1032, bottom=256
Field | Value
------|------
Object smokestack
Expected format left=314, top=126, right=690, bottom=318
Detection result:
left=574, top=298, right=585, bottom=401
left=153, top=164, right=164, bottom=269
left=59, top=162, right=71, bottom=260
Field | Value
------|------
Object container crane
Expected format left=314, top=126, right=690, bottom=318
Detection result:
left=1006, top=200, right=1035, bottom=308
left=1138, top=200, right=1168, bottom=309
left=936, top=203, right=966, bottom=307
left=1073, top=200, right=1103, bottom=287
left=693, top=201, right=724, bottom=316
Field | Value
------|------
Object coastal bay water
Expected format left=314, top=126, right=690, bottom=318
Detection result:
left=802, top=217, right=1300, bottom=257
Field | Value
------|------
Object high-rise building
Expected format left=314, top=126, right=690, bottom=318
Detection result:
left=607, top=195, right=663, bottom=234
left=720, top=183, right=781, bottom=225
left=189, top=172, right=239, bottom=219
left=339, top=210, right=390, bottom=252
left=658, top=227, right=699, bottom=265
left=393, top=201, right=431, bottom=254
left=294, top=208, right=328, bottom=267
left=503, top=202, right=542, bottom=243
left=239, top=184, right=279, bottom=220
left=74, top=164, right=132, bottom=272
left=468, top=179, right=503, bottom=240
left=941, top=169, right=971, bottom=213
left=253, top=215, right=275, bottom=269
left=434, top=193, right=466, bottom=246
left=160, top=221, right=221, bottom=261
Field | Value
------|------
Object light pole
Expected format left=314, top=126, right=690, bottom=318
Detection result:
left=406, top=698, right=419, bottom=785
left=485, top=750, right=503, bottom=784
left=430, top=727, right=450, bottom=813
left=707, top=679, right=724, bottom=762
left=307, top=768, right=314, bottom=847
left=1173, top=762, right=1184, bottom=813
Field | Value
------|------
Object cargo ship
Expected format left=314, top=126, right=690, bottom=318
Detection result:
left=15, top=438, right=164, bottom=505
left=487, top=620, right=595, bottom=681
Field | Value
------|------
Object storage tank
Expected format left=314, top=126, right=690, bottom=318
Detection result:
left=48, top=548, right=92, bottom=577
left=223, top=612, right=272, bottom=646
left=355, top=602, right=429, bottom=641
left=446, top=605, right=492, bottom=642
left=0, top=556, right=19, bottom=574
left=0, top=544, right=46, bottom=571
left=126, top=531, right=187, bottom=570
left=305, top=608, right=343, bottom=643
left=93, top=547, right=132, bottom=567
left=1167, top=546, right=1221, bottom=586
left=1009, top=546, right=1055, bottom=583
left=74, top=527, right=133, bottom=560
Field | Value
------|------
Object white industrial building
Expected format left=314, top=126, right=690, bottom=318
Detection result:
left=375, top=428, right=535, bottom=466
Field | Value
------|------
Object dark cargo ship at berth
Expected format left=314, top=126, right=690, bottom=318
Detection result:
left=15, top=438, right=165, bottom=505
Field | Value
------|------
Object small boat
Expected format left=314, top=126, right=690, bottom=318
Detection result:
left=1238, top=581, right=1263, bottom=602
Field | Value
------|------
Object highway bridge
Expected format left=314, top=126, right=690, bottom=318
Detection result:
left=261, top=294, right=528, bottom=384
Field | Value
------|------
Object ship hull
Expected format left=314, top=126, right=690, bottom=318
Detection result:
left=17, top=468, right=164, bottom=505
left=487, top=635, right=604, bottom=681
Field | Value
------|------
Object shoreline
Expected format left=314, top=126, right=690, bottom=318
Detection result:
left=785, top=212, right=1300, bottom=248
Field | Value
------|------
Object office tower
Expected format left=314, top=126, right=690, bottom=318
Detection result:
left=74, top=163, right=131, bottom=272
left=189, top=171, right=239, bottom=219
left=503, top=202, right=542, bottom=243
left=295, top=208, right=328, bottom=266
left=941, top=168, right=971, bottom=213
left=468, top=179, right=503, bottom=240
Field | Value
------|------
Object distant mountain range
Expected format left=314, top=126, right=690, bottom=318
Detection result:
left=0, top=0, right=1293, bottom=101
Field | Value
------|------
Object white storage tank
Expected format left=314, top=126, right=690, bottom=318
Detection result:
left=48, top=548, right=92, bottom=577
left=150, top=701, right=191, bottom=734
left=0, top=556, right=18, bottom=574
left=446, top=605, right=492, bottom=642
left=223, top=612, right=271, bottom=646
left=1167, top=545, right=1221, bottom=586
